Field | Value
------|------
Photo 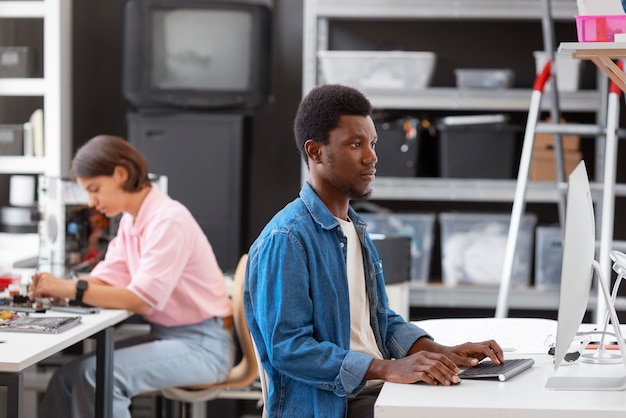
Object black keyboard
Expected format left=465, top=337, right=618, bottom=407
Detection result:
left=458, top=358, right=535, bottom=382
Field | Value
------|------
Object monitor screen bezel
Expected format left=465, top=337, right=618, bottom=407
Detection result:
left=552, top=160, right=596, bottom=370
left=122, top=0, right=272, bottom=110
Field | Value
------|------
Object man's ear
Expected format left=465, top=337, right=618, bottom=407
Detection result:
left=305, top=140, right=322, bottom=163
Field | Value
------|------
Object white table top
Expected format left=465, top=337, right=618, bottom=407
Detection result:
left=560, top=41, right=626, bottom=52
left=375, top=317, right=626, bottom=418
left=559, top=41, right=626, bottom=92
left=0, top=309, right=131, bottom=372
left=376, top=354, right=626, bottom=418
left=415, top=317, right=558, bottom=354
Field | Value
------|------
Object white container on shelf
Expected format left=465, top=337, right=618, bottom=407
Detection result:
left=317, top=50, right=436, bottom=94
left=535, top=225, right=564, bottom=291
left=454, top=69, right=515, bottom=89
left=577, top=0, right=624, bottom=15
left=438, top=212, right=537, bottom=287
left=359, top=212, right=435, bottom=284
left=533, top=51, right=582, bottom=92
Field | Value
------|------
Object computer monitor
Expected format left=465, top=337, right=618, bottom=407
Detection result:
left=545, top=160, right=626, bottom=391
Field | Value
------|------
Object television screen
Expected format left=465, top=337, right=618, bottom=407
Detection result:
left=123, top=0, right=271, bottom=110
left=151, top=9, right=252, bottom=91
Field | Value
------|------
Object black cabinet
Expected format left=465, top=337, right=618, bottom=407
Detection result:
left=127, top=111, right=246, bottom=273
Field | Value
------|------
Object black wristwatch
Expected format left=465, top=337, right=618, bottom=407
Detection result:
left=75, top=279, right=88, bottom=303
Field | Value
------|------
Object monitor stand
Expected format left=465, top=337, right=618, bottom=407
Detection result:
left=580, top=250, right=626, bottom=365
left=579, top=350, right=622, bottom=365
left=546, top=261, right=626, bottom=391
left=545, top=376, right=626, bottom=391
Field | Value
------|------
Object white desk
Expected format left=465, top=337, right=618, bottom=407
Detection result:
left=375, top=318, right=626, bottom=418
left=0, top=309, right=131, bottom=418
left=559, top=42, right=626, bottom=92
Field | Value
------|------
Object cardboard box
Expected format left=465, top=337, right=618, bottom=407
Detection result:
left=531, top=118, right=582, bottom=181
left=534, top=119, right=581, bottom=152
left=530, top=149, right=582, bottom=181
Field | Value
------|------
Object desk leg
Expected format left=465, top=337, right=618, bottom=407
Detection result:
left=0, top=372, right=23, bottom=418
left=94, top=327, right=114, bottom=418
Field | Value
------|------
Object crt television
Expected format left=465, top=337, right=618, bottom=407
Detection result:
left=545, top=160, right=626, bottom=391
left=122, top=0, right=272, bottom=110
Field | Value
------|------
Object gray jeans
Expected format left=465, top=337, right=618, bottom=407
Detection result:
left=39, top=317, right=235, bottom=418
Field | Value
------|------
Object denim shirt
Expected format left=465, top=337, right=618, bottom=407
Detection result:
left=243, top=182, right=431, bottom=418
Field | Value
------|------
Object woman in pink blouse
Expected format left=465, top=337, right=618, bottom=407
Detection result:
left=30, top=135, right=235, bottom=418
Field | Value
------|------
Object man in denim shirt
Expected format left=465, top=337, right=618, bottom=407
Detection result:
left=244, top=84, right=505, bottom=418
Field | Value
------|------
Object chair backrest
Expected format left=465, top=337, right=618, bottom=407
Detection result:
left=220, top=253, right=258, bottom=387
left=159, top=254, right=261, bottom=404
left=171, top=253, right=258, bottom=391
left=252, top=332, right=269, bottom=418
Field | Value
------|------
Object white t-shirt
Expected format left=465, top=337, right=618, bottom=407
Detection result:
left=337, top=217, right=383, bottom=360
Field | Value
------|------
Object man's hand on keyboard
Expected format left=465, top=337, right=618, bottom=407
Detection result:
left=442, top=340, right=506, bottom=368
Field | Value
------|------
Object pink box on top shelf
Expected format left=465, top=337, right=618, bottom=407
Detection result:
left=576, top=15, right=626, bottom=42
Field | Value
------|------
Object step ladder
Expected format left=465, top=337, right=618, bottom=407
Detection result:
left=496, top=0, right=626, bottom=322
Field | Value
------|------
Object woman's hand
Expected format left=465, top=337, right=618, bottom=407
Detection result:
left=29, top=272, right=76, bottom=300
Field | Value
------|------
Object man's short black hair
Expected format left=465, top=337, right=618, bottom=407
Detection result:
left=294, top=84, right=373, bottom=167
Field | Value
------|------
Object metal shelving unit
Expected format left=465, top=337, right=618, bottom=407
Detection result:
left=0, top=0, right=72, bottom=177
left=301, top=0, right=599, bottom=198
left=371, top=176, right=626, bottom=202
left=348, top=88, right=600, bottom=113
left=302, top=1, right=595, bottom=115
left=309, top=0, right=578, bottom=19
left=302, top=0, right=612, bottom=314
left=410, top=284, right=626, bottom=313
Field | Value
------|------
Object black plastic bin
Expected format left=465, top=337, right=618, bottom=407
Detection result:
left=371, top=235, right=411, bottom=285
left=437, top=115, right=521, bottom=179
left=374, top=119, right=420, bottom=177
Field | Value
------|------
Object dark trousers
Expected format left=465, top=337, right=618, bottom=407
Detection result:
left=347, top=382, right=383, bottom=418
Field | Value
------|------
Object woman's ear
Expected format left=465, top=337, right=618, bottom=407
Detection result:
left=113, top=165, right=129, bottom=183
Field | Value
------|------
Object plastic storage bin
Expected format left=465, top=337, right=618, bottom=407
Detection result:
left=576, top=15, right=626, bottom=42
left=317, top=50, right=436, bottom=94
left=374, top=118, right=420, bottom=177
left=454, top=69, right=514, bottom=89
left=534, top=225, right=564, bottom=291
left=438, top=212, right=537, bottom=287
left=371, top=236, right=411, bottom=285
left=0, top=47, right=34, bottom=78
left=0, top=124, right=24, bottom=156
left=437, top=116, right=521, bottom=179
left=359, top=212, right=435, bottom=284
left=533, top=51, right=582, bottom=92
